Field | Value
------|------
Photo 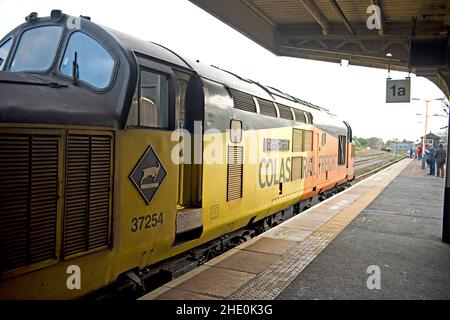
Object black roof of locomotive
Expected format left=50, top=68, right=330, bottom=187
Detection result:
left=102, top=26, right=193, bottom=71
left=0, top=12, right=342, bottom=129
left=101, top=19, right=338, bottom=118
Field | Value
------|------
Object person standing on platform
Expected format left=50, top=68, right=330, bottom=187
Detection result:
left=435, top=144, right=446, bottom=178
left=426, top=145, right=437, bottom=175
left=418, top=145, right=423, bottom=160
left=409, top=147, right=414, bottom=158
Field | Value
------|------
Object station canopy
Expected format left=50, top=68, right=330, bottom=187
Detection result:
left=189, top=0, right=450, bottom=96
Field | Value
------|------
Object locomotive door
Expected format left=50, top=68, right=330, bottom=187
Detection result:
left=176, top=72, right=204, bottom=209
left=346, top=141, right=349, bottom=169
left=343, top=121, right=352, bottom=169
left=173, top=72, right=205, bottom=244
left=123, top=55, right=181, bottom=260
left=315, top=132, right=320, bottom=185
left=315, top=132, right=321, bottom=181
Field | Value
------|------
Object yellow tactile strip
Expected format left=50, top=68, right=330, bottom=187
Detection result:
left=140, top=159, right=411, bottom=300
left=229, top=160, right=410, bottom=300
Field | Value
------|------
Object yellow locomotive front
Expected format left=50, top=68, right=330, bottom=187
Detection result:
left=0, top=11, right=188, bottom=299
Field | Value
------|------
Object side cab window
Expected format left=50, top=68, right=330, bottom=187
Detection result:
left=0, top=38, right=13, bottom=70
left=127, top=56, right=176, bottom=130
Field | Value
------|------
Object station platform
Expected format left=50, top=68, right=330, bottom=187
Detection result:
left=140, top=159, right=450, bottom=300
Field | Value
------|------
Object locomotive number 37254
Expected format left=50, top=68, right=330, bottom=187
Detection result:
left=131, top=213, right=164, bottom=232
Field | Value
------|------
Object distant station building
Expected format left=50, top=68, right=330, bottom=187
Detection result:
left=420, top=133, right=441, bottom=147
left=393, top=142, right=412, bottom=155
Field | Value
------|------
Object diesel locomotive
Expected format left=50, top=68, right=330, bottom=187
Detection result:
left=0, top=11, right=355, bottom=299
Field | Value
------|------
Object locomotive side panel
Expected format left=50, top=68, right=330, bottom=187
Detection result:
left=200, top=78, right=351, bottom=239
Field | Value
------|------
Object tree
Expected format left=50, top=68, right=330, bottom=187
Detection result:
left=385, top=140, right=395, bottom=149
left=367, top=137, right=384, bottom=149
left=354, top=136, right=368, bottom=149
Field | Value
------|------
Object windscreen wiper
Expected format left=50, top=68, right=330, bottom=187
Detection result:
left=0, top=79, right=68, bottom=88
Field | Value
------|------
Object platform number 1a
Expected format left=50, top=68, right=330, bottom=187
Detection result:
left=386, top=79, right=411, bottom=103
left=390, top=84, right=406, bottom=96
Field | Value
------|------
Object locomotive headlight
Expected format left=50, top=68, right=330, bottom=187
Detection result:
left=51, top=9, right=64, bottom=22
left=25, top=12, right=38, bottom=23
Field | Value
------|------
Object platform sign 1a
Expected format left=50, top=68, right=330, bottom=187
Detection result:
left=386, top=78, right=411, bottom=103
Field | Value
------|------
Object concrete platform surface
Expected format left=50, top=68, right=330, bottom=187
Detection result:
left=140, top=159, right=450, bottom=300
left=278, top=159, right=450, bottom=300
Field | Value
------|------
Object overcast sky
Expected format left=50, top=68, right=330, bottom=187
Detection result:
left=0, top=0, right=447, bottom=142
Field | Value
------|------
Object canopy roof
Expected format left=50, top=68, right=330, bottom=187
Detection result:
left=190, top=0, right=450, bottom=95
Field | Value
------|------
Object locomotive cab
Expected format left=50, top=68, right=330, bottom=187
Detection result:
left=0, top=11, right=209, bottom=299
left=0, top=11, right=136, bottom=127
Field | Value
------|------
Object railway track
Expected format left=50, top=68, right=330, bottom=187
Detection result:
left=354, top=152, right=403, bottom=175
left=354, top=155, right=407, bottom=182
left=355, top=153, right=390, bottom=165
left=355, top=153, right=391, bottom=167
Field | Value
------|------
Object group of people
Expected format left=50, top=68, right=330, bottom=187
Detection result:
left=423, top=144, right=446, bottom=177
left=410, top=144, right=446, bottom=177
